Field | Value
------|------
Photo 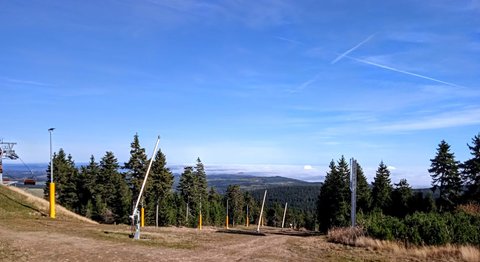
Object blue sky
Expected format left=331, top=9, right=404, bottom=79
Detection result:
left=1, top=0, right=479, bottom=186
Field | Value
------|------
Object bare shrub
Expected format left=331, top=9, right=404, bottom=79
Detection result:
left=327, top=226, right=365, bottom=246
left=457, top=203, right=480, bottom=216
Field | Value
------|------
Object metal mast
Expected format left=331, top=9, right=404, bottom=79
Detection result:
left=0, top=139, right=19, bottom=185
left=350, top=158, right=357, bottom=227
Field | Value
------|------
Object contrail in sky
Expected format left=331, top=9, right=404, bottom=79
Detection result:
left=331, top=34, right=375, bottom=64
left=345, top=55, right=462, bottom=87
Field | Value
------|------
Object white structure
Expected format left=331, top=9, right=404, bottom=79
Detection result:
left=0, top=140, right=19, bottom=185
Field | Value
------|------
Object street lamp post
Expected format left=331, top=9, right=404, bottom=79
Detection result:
left=48, top=128, right=55, bottom=219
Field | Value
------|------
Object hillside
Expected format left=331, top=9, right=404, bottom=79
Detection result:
left=0, top=185, right=96, bottom=224
left=250, top=184, right=321, bottom=213
left=173, top=174, right=321, bottom=193
left=1, top=185, right=478, bottom=261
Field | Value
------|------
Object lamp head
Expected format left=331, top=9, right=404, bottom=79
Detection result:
left=48, top=128, right=55, bottom=132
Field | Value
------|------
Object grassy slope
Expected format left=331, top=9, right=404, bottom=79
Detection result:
left=3, top=184, right=473, bottom=261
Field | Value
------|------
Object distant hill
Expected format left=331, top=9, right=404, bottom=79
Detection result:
left=250, top=185, right=322, bottom=213
left=173, top=173, right=321, bottom=194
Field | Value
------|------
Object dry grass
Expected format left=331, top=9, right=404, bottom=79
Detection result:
left=327, top=227, right=480, bottom=262
left=327, top=226, right=365, bottom=246
left=457, top=203, right=480, bottom=216
left=2, top=185, right=97, bottom=224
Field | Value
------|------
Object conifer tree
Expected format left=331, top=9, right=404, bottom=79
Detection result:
left=124, top=133, right=147, bottom=205
left=390, top=178, right=412, bottom=217
left=99, top=151, right=131, bottom=223
left=146, top=149, right=174, bottom=226
left=226, top=184, right=245, bottom=226
left=77, top=155, right=99, bottom=216
left=317, top=157, right=350, bottom=232
left=178, top=166, right=196, bottom=225
left=194, top=158, right=208, bottom=221
left=371, top=161, right=392, bottom=213
left=44, top=149, right=79, bottom=212
left=207, top=187, right=225, bottom=226
left=461, top=133, right=480, bottom=203
left=355, top=162, right=372, bottom=213
left=244, top=191, right=258, bottom=227
left=429, top=140, right=462, bottom=210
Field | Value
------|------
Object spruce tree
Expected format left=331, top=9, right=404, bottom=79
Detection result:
left=99, top=151, right=131, bottom=223
left=317, top=158, right=350, bottom=232
left=461, top=133, right=480, bottom=203
left=371, top=161, right=392, bottom=213
left=226, top=184, right=245, bottom=226
left=44, top=149, right=79, bottom=212
left=244, top=191, right=258, bottom=227
left=178, top=166, right=196, bottom=225
left=429, top=140, right=462, bottom=210
left=194, top=158, right=208, bottom=222
left=77, top=155, right=99, bottom=216
left=355, top=162, right=372, bottom=213
left=207, top=187, right=224, bottom=226
left=146, top=149, right=174, bottom=226
left=390, top=178, right=412, bottom=217
left=124, top=133, right=147, bottom=206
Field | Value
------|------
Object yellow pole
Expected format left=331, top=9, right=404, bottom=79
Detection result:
left=226, top=215, right=229, bottom=229
left=49, top=182, right=56, bottom=219
left=246, top=216, right=249, bottom=227
left=141, top=207, right=145, bottom=227
left=199, top=211, right=202, bottom=230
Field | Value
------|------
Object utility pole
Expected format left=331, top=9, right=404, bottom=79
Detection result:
left=281, top=202, right=288, bottom=230
left=225, top=198, right=229, bottom=229
left=246, top=204, right=249, bottom=227
left=48, top=128, right=56, bottom=219
left=256, top=190, right=267, bottom=233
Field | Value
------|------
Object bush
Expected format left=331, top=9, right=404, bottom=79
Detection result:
left=445, top=211, right=480, bottom=245
left=362, top=211, right=480, bottom=246
left=404, top=212, right=450, bottom=245
left=363, top=212, right=406, bottom=242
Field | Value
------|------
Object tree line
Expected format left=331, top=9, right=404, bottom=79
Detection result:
left=43, top=134, right=264, bottom=227
left=316, top=133, right=480, bottom=245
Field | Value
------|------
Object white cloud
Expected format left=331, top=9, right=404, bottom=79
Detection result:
left=375, top=107, right=480, bottom=132
left=303, top=165, right=313, bottom=170
left=387, top=166, right=396, bottom=170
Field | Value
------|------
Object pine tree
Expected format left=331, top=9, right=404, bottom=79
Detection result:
left=99, top=151, right=131, bottom=223
left=146, top=149, right=174, bottom=226
left=44, top=149, right=79, bottom=212
left=77, top=155, right=99, bottom=216
left=244, top=191, right=258, bottom=227
left=266, top=202, right=283, bottom=227
left=226, top=184, right=245, bottom=227
left=194, top=158, right=208, bottom=222
left=317, top=157, right=350, bottom=232
left=390, top=178, right=412, bottom=217
left=461, top=133, right=480, bottom=203
left=355, top=162, right=372, bottom=213
left=371, top=161, right=392, bottom=213
left=178, top=166, right=196, bottom=225
left=429, top=140, right=462, bottom=210
left=207, top=187, right=225, bottom=226
left=124, top=133, right=147, bottom=206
